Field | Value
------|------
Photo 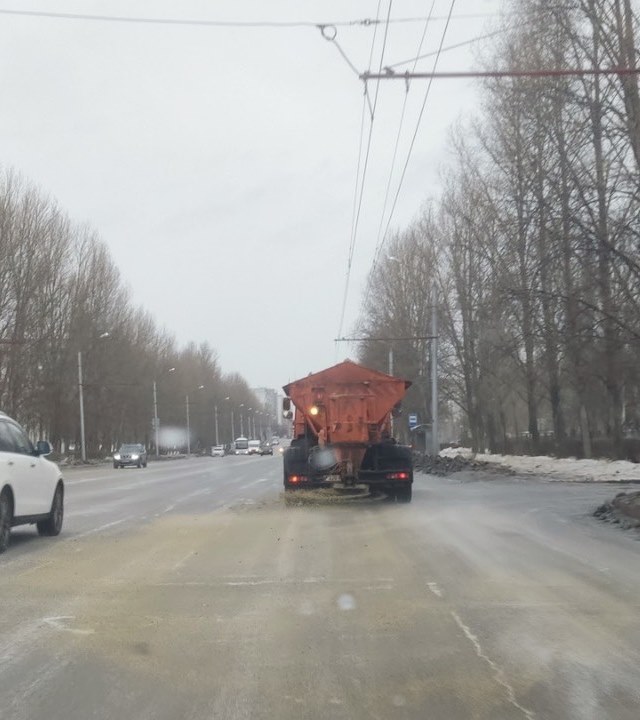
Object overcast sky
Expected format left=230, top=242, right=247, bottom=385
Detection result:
left=0, top=0, right=503, bottom=390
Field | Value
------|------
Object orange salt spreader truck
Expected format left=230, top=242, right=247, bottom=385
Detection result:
left=282, top=360, right=414, bottom=502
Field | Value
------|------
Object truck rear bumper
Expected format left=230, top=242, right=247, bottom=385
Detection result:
left=284, top=472, right=412, bottom=491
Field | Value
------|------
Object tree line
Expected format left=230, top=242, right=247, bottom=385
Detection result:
left=0, top=169, right=269, bottom=457
left=359, top=0, right=640, bottom=459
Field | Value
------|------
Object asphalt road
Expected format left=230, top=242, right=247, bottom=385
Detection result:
left=1, top=457, right=640, bottom=719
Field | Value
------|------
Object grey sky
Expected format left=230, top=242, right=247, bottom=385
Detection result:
left=0, top=0, right=502, bottom=389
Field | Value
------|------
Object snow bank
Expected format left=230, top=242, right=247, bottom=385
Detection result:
left=439, top=446, right=640, bottom=482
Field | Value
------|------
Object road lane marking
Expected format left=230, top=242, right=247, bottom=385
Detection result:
left=65, top=463, right=224, bottom=486
left=73, top=516, right=132, bottom=539
left=152, top=577, right=395, bottom=587
left=451, top=611, right=536, bottom=720
left=427, top=582, right=443, bottom=597
left=42, top=616, right=94, bottom=636
left=173, top=550, right=196, bottom=570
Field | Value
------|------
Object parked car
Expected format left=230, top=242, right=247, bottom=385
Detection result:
left=259, top=444, right=273, bottom=456
left=0, top=411, right=64, bottom=553
left=113, top=443, right=147, bottom=468
left=211, top=445, right=225, bottom=457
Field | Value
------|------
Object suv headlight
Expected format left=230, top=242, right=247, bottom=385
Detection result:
left=131, top=454, right=139, bottom=460
left=114, top=453, right=121, bottom=460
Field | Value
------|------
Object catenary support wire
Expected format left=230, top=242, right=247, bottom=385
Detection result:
left=336, top=0, right=393, bottom=342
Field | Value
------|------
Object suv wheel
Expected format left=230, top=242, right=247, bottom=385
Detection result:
left=0, top=490, right=12, bottom=553
left=37, top=485, right=64, bottom=537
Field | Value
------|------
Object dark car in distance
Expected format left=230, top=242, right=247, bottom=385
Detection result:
left=259, top=444, right=273, bottom=456
left=113, top=444, right=147, bottom=469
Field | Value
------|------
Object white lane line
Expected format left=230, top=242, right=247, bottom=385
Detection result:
left=65, top=463, right=219, bottom=486
left=42, top=616, right=94, bottom=636
left=176, top=488, right=212, bottom=503
left=156, top=488, right=212, bottom=516
left=239, top=477, right=273, bottom=490
left=73, top=516, right=132, bottom=539
left=451, top=611, right=536, bottom=720
left=427, top=582, right=443, bottom=598
left=173, top=550, right=195, bottom=570
left=153, top=576, right=393, bottom=587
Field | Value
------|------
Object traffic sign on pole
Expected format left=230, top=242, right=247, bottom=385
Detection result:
left=408, top=413, right=418, bottom=428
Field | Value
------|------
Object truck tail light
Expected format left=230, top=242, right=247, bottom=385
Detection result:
left=386, top=472, right=410, bottom=480
left=289, top=475, right=307, bottom=483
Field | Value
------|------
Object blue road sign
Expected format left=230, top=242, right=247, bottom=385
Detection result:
left=408, top=413, right=418, bottom=428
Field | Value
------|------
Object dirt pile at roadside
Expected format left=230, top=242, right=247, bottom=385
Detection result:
left=594, top=491, right=640, bottom=530
left=414, top=453, right=514, bottom=477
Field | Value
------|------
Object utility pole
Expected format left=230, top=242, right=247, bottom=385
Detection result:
left=431, top=287, right=439, bottom=456
left=214, top=404, right=219, bottom=446
left=153, top=380, right=159, bottom=459
left=231, top=409, right=235, bottom=442
left=152, top=366, right=175, bottom=460
left=186, top=394, right=191, bottom=455
left=388, top=345, right=394, bottom=436
left=78, top=351, right=86, bottom=462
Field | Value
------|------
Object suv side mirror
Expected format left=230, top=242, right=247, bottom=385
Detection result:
left=36, top=440, right=52, bottom=456
left=282, top=398, right=293, bottom=419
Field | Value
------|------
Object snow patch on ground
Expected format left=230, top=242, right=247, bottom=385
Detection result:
left=439, top=446, right=640, bottom=482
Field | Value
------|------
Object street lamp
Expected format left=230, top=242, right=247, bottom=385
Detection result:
left=213, top=402, right=220, bottom=447
left=78, top=332, right=110, bottom=462
left=153, top=367, right=176, bottom=459
left=224, top=396, right=234, bottom=443
left=239, top=403, right=245, bottom=436
left=186, top=385, right=205, bottom=456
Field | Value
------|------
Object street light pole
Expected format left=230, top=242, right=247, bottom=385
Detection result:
left=186, top=394, right=191, bottom=455
left=185, top=384, right=204, bottom=456
left=76, top=332, right=110, bottom=462
left=78, top=351, right=86, bottom=462
left=214, top=404, right=219, bottom=446
left=388, top=345, right=394, bottom=437
left=153, top=366, right=175, bottom=459
left=153, top=380, right=159, bottom=459
left=431, top=287, right=439, bottom=456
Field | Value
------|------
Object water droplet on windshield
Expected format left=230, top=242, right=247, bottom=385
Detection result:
left=337, top=593, right=356, bottom=611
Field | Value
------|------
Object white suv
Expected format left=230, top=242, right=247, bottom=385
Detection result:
left=0, top=412, right=64, bottom=553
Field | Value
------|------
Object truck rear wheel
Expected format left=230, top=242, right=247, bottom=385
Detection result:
left=395, top=486, right=412, bottom=503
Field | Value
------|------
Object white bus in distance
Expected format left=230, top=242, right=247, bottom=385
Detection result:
left=234, top=437, right=249, bottom=455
